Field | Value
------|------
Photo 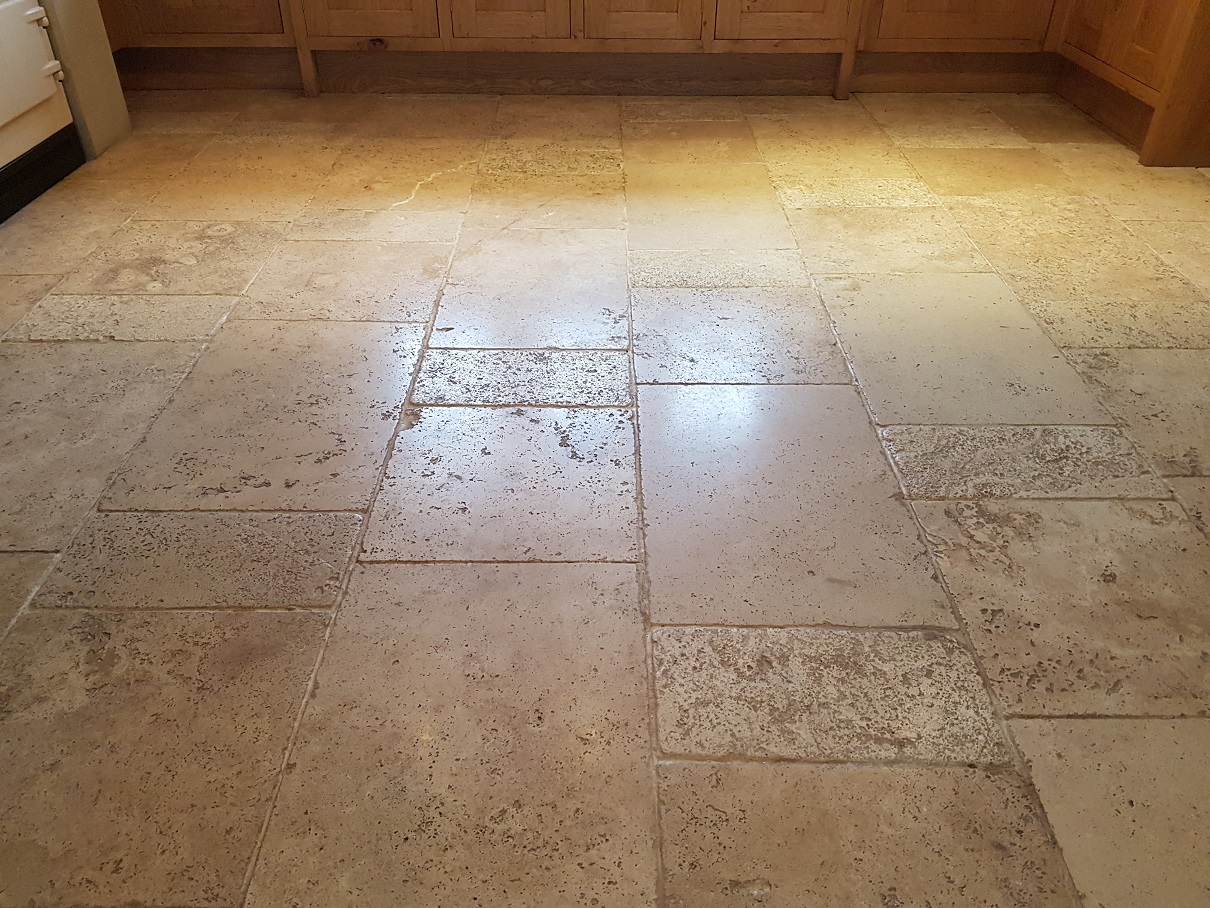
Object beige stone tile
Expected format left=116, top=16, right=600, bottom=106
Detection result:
left=103, top=321, right=420, bottom=511
left=622, top=96, right=744, bottom=120
left=639, top=385, right=951, bottom=626
left=0, top=343, right=196, bottom=551
left=633, top=287, right=847, bottom=384
left=1044, top=143, right=1210, bottom=221
left=1013, top=719, right=1210, bottom=908
left=0, top=553, right=51, bottom=629
left=978, top=93, right=1121, bottom=145
left=654, top=627, right=1006, bottom=762
left=236, top=240, right=451, bottom=321
left=772, top=171, right=940, bottom=208
left=905, top=147, right=1084, bottom=198
left=437, top=228, right=628, bottom=348
left=363, top=407, right=637, bottom=561
left=1069, top=350, right=1210, bottom=477
left=882, top=426, right=1167, bottom=499
left=791, top=207, right=990, bottom=273
left=741, top=95, right=878, bottom=124
left=288, top=205, right=464, bottom=243
left=58, top=221, right=285, bottom=296
left=123, top=89, right=265, bottom=135
left=625, top=163, right=795, bottom=250
left=628, top=249, right=809, bottom=288
left=311, top=137, right=483, bottom=211
left=481, top=136, right=624, bottom=175
left=0, top=609, right=324, bottom=906
left=246, top=563, right=656, bottom=907
left=33, top=512, right=361, bottom=610
left=1172, top=478, right=1210, bottom=531
left=493, top=96, right=621, bottom=139
left=414, top=349, right=631, bottom=405
left=5, top=294, right=233, bottom=341
left=622, top=118, right=760, bottom=165
left=747, top=107, right=889, bottom=153
left=1124, top=219, right=1210, bottom=297
left=858, top=93, right=1032, bottom=148
left=819, top=274, right=1109, bottom=425
left=358, top=94, right=499, bottom=138
left=73, top=133, right=211, bottom=183
left=227, top=91, right=378, bottom=136
left=918, top=500, right=1210, bottom=715
left=464, top=171, right=625, bottom=229
left=0, top=275, right=58, bottom=333
left=659, top=762, right=1079, bottom=908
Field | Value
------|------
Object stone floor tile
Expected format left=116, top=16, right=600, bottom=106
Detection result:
left=236, top=240, right=451, bottom=321
left=311, top=137, right=483, bottom=211
left=493, top=96, right=621, bottom=138
left=357, top=94, right=500, bottom=138
left=124, top=89, right=253, bottom=134
left=632, top=287, right=847, bottom=384
left=0, top=609, right=325, bottom=907
left=654, top=627, right=1007, bottom=762
left=5, top=294, right=234, bottom=341
left=0, top=553, right=52, bottom=629
left=622, top=119, right=760, bottom=165
left=621, top=96, right=744, bottom=120
left=905, top=147, right=1084, bottom=198
left=0, top=276, right=58, bottom=334
left=758, top=135, right=937, bottom=209
left=1123, top=219, right=1210, bottom=297
left=246, top=563, right=656, bottom=908
left=882, top=426, right=1167, bottom=499
left=627, top=249, right=809, bottom=288
left=72, top=132, right=211, bottom=183
left=1043, top=143, right=1210, bottom=221
left=858, top=93, right=1033, bottom=148
left=288, top=205, right=464, bottom=243
left=771, top=171, right=939, bottom=209
left=640, top=385, right=951, bottom=626
left=918, top=500, right=1210, bottom=716
left=1171, top=478, right=1210, bottom=531
left=364, top=406, right=637, bottom=561
left=464, top=172, right=626, bottom=229
left=659, top=761, right=1079, bottom=908
left=0, top=342, right=197, bottom=550
left=414, top=349, right=631, bottom=405
left=741, top=94, right=877, bottom=125
left=33, top=512, right=361, bottom=610
left=436, top=228, right=628, bottom=348
left=791, top=207, right=991, bottom=273
left=103, top=321, right=420, bottom=511
left=978, top=93, right=1121, bottom=145
left=820, top=274, right=1110, bottom=424
left=228, top=91, right=378, bottom=135
left=1012, top=718, right=1210, bottom=908
left=481, top=136, right=623, bottom=175
left=57, top=220, right=286, bottom=296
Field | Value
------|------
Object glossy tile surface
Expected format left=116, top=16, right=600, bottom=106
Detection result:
left=414, top=349, right=631, bottom=405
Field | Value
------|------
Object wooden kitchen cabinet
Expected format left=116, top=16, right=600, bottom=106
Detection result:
left=302, top=0, right=440, bottom=36
left=451, top=0, right=571, bottom=37
left=1058, top=0, right=1190, bottom=91
left=583, top=0, right=704, bottom=39
left=133, top=0, right=284, bottom=33
left=868, top=0, right=1056, bottom=44
left=714, top=0, right=850, bottom=40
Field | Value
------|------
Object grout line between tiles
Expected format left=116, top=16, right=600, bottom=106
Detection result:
left=654, top=752, right=1018, bottom=769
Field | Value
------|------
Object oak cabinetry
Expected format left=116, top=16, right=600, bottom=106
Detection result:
left=133, top=0, right=284, bottom=33
left=714, top=0, right=849, bottom=40
left=862, top=0, right=1057, bottom=48
left=583, top=0, right=704, bottom=39
left=451, top=0, right=571, bottom=37
left=303, top=0, right=440, bottom=37
left=1058, top=0, right=1187, bottom=91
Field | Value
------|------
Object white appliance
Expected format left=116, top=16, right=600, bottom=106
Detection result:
left=0, top=0, right=73, bottom=171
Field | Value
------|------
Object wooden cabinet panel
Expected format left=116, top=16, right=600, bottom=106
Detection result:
left=134, top=0, right=283, bottom=33
left=452, top=0, right=571, bottom=36
left=715, top=0, right=849, bottom=40
left=1113, top=0, right=1185, bottom=88
left=303, top=0, right=440, bottom=36
left=877, top=0, right=1054, bottom=41
left=1063, top=0, right=1118, bottom=59
left=583, top=0, right=703, bottom=39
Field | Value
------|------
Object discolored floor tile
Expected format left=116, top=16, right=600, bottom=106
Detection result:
left=58, top=221, right=285, bottom=296
left=311, top=137, right=483, bottom=211
left=858, top=93, right=1032, bottom=148
left=978, top=93, right=1120, bottom=145
left=758, top=135, right=936, bottom=209
left=659, top=761, right=1079, bottom=908
left=288, top=205, right=464, bottom=243
left=73, top=132, right=211, bottom=183
left=5, top=294, right=233, bottom=341
left=103, top=321, right=420, bottom=511
left=790, top=207, right=991, bottom=273
left=357, top=94, right=500, bottom=138
left=639, top=385, right=951, bottom=626
left=246, top=563, right=657, bottom=908
left=481, top=136, right=623, bottom=175
left=882, top=425, right=1167, bottom=499
left=0, top=276, right=58, bottom=334
left=654, top=627, right=1006, bottom=762
left=363, top=406, right=637, bottom=561
left=819, top=274, right=1109, bottom=425
left=414, top=349, right=631, bottom=405
left=1123, top=219, right=1210, bottom=297
left=627, top=249, right=809, bottom=288
left=464, top=172, right=625, bottom=229
left=32, top=512, right=362, bottom=611
left=0, top=553, right=52, bottom=629
left=437, top=228, right=628, bottom=348
left=236, top=240, right=451, bottom=321
left=1172, top=478, right=1210, bottom=531
left=905, top=147, right=1083, bottom=198
left=632, top=287, right=847, bottom=384
left=622, top=119, right=760, bottom=165
left=918, top=499, right=1210, bottom=716
left=0, top=342, right=197, bottom=551
left=1043, top=143, right=1210, bottom=221
left=123, top=89, right=265, bottom=134
left=228, top=91, right=377, bottom=135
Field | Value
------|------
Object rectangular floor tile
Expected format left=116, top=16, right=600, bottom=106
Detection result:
left=464, top=172, right=625, bottom=229
left=481, top=136, right=623, bottom=176
left=32, top=512, right=361, bottom=610
left=288, top=205, right=464, bottom=244
left=311, top=137, right=483, bottom=211
left=858, top=93, right=1032, bottom=148
left=103, top=321, right=420, bottom=511
left=654, top=627, right=1006, bottom=762
left=413, top=349, right=631, bottom=406
left=918, top=500, right=1210, bottom=716
left=0, top=609, right=324, bottom=907
left=493, top=96, right=621, bottom=138
left=356, top=95, right=499, bottom=138
left=73, top=132, right=211, bottom=183
left=0, top=276, right=59, bottom=334
left=882, top=426, right=1168, bottom=499
left=1172, top=478, right=1210, bottom=531
left=978, top=93, right=1120, bottom=145
left=627, top=249, right=809, bottom=288
left=622, top=119, right=760, bottom=165
left=639, top=385, right=951, bottom=626
left=791, top=207, right=991, bottom=273
left=760, top=137, right=937, bottom=209
left=659, top=761, right=1078, bottom=908
left=819, top=274, right=1110, bottom=425
left=364, top=407, right=637, bottom=561
left=633, top=287, right=847, bottom=384
left=622, top=96, right=744, bottom=121
left=904, top=147, right=1083, bottom=198
left=0, top=553, right=52, bottom=629
left=0, top=343, right=197, bottom=550
left=1043, top=143, right=1210, bottom=221
left=246, top=563, right=656, bottom=908
left=1124, top=219, right=1210, bottom=297
left=5, top=294, right=233, bottom=341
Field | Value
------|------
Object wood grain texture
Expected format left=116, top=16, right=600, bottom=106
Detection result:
left=1058, top=58, right=1153, bottom=149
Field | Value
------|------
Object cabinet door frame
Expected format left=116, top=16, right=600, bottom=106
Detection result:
left=583, top=0, right=705, bottom=40
left=715, top=0, right=852, bottom=41
left=861, top=0, right=1057, bottom=50
left=451, top=0, right=573, bottom=37
left=302, top=0, right=441, bottom=37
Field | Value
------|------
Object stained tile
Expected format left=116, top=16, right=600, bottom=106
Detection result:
left=1013, top=719, right=1210, bottom=908
left=1044, top=143, right=1210, bottom=221
left=632, top=287, right=847, bottom=384
left=58, top=221, right=285, bottom=296
left=481, top=136, right=623, bottom=175
left=1172, top=478, right=1210, bottom=531
left=464, top=172, right=625, bottom=229
left=357, top=94, right=500, bottom=138
left=33, top=512, right=362, bottom=610
left=0, top=276, right=58, bottom=334
left=237, top=240, right=451, bottom=321
left=622, top=119, right=760, bottom=164
left=654, top=627, right=1006, bottom=762
left=5, top=294, right=233, bottom=341
left=979, top=93, right=1120, bottom=145
left=819, top=274, right=1109, bottom=424
left=1124, top=219, right=1210, bottom=297
left=659, top=761, right=1078, bottom=908
left=414, top=349, right=631, bottom=405
left=246, top=563, right=657, bottom=907
left=363, top=407, right=637, bottom=561
left=905, top=147, right=1082, bottom=198
left=103, top=321, right=420, bottom=511
left=288, top=205, right=464, bottom=243
left=639, top=385, right=951, bottom=626
left=791, top=207, right=991, bottom=273
left=311, top=137, right=482, bottom=211
left=0, top=609, right=324, bottom=907
left=437, top=228, right=628, bottom=348
left=0, top=343, right=196, bottom=550
left=0, top=553, right=51, bottom=629
left=882, top=426, right=1167, bottom=499
left=74, top=133, right=211, bottom=182
left=858, top=93, right=1032, bottom=148
left=918, top=500, right=1210, bottom=715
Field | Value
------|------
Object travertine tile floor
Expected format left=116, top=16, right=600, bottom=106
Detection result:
left=1, top=89, right=1208, bottom=907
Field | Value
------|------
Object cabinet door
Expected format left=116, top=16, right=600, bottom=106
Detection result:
left=583, top=0, right=703, bottom=39
left=877, top=0, right=1054, bottom=41
left=715, top=0, right=849, bottom=40
left=1063, top=0, right=1118, bottom=60
left=303, top=0, right=440, bottom=35
left=134, top=0, right=283, bottom=33
left=1111, top=0, right=1185, bottom=89
left=451, top=0, right=571, bottom=36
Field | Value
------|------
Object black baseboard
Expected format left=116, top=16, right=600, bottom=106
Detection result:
left=0, top=124, right=86, bottom=224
